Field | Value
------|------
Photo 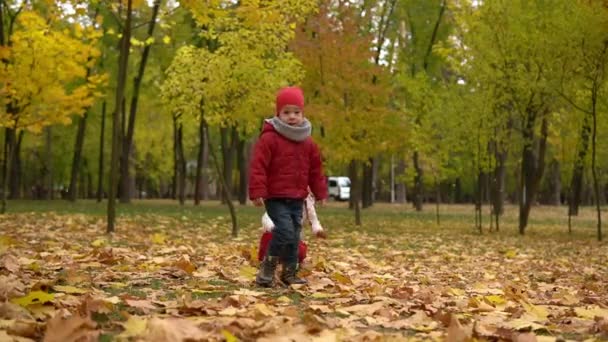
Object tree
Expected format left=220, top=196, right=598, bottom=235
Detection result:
left=291, top=0, right=395, bottom=225
left=0, top=9, right=104, bottom=213
left=455, top=0, right=576, bottom=234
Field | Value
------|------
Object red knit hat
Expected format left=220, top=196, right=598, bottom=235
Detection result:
left=276, top=86, right=305, bottom=115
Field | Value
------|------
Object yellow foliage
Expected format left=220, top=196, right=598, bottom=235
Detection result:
left=0, top=10, right=105, bottom=132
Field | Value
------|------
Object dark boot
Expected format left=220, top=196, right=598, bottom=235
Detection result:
left=256, top=256, right=278, bottom=287
left=280, top=263, right=307, bottom=285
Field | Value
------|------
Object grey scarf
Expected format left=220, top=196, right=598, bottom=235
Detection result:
left=265, top=117, right=311, bottom=142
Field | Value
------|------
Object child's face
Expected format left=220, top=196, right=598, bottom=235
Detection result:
left=278, top=105, right=304, bottom=126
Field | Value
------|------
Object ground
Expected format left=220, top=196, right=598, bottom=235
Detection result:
left=0, top=200, right=607, bottom=341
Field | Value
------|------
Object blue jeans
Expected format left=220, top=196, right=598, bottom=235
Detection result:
left=265, top=198, right=303, bottom=265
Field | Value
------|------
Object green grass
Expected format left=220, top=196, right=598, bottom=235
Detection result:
left=3, top=199, right=604, bottom=241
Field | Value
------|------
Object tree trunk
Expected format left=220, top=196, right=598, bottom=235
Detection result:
left=119, top=0, right=162, bottom=204
left=362, top=158, right=374, bottom=208
left=9, top=131, right=23, bottom=200
left=97, top=101, right=106, bottom=202
left=219, top=126, right=237, bottom=203
left=350, top=160, right=361, bottom=225
left=68, top=109, right=89, bottom=201
left=44, top=127, right=52, bottom=200
left=172, top=115, right=178, bottom=199
left=568, top=112, right=591, bottom=216
left=435, top=180, right=440, bottom=226
left=547, top=159, right=561, bottom=205
left=413, top=151, right=423, bottom=211
left=518, top=112, right=548, bottom=235
left=0, top=129, right=16, bottom=214
left=177, top=123, right=186, bottom=205
left=194, top=117, right=206, bottom=205
left=205, top=122, right=238, bottom=236
left=396, top=158, right=408, bottom=204
left=390, top=154, right=395, bottom=203
left=107, top=0, right=133, bottom=233
left=237, top=136, right=248, bottom=205
left=591, top=81, right=602, bottom=241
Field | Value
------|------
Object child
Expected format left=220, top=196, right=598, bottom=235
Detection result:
left=249, top=86, right=327, bottom=287
left=257, top=191, right=326, bottom=266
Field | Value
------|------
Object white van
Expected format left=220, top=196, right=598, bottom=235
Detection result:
left=328, top=176, right=351, bottom=201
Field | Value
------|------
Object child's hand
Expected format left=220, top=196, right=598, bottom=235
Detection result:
left=253, top=198, right=265, bottom=207
left=315, top=230, right=327, bottom=239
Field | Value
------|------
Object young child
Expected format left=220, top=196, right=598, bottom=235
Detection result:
left=257, top=191, right=326, bottom=266
left=249, top=86, right=327, bottom=287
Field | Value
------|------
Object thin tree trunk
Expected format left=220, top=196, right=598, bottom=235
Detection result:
left=591, top=82, right=602, bottom=241
left=362, top=160, right=372, bottom=208
left=97, top=101, right=106, bottom=202
left=194, top=117, right=205, bottom=205
left=205, top=122, right=238, bottom=236
left=120, top=0, right=162, bottom=204
left=177, top=123, right=186, bottom=205
left=519, top=112, right=548, bottom=235
left=435, top=180, right=440, bottom=226
left=413, top=151, right=423, bottom=211
left=350, top=160, right=361, bottom=225
left=69, top=109, right=89, bottom=201
left=237, top=137, right=247, bottom=205
left=9, top=131, right=23, bottom=200
left=172, top=115, right=178, bottom=199
left=548, top=159, right=561, bottom=205
left=390, top=154, right=395, bottom=203
left=0, top=129, right=15, bottom=214
left=568, top=112, right=591, bottom=216
left=44, top=127, right=52, bottom=200
left=107, top=0, right=133, bottom=233
left=395, top=158, right=406, bottom=203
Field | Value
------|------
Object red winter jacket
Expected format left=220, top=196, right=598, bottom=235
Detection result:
left=248, top=122, right=328, bottom=201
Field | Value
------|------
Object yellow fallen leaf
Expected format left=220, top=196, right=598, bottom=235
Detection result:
left=91, top=238, right=106, bottom=247
left=504, top=250, right=517, bottom=258
left=575, top=306, right=608, bottom=320
left=484, top=295, right=506, bottom=305
left=331, top=272, right=353, bottom=285
left=151, top=233, right=166, bottom=245
left=119, top=316, right=147, bottom=338
left=311, top=292, right=332, bottom=299
left=53, top=285, right=88, bottom=294
left=11, top=291, right=54, bottom=307
left=239, top=266, right=257, bottom=281
left=521, top=302, right=549, bottom=321
left=277, top=296, right=291, bottom=303
left=449, top=288, right=465, bottom=296
left=254, top=304, right=275, bottom=318
left=222, top=329, right=238, bottom=342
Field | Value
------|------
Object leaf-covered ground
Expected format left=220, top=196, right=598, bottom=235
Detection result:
left=0, top=202, right=607, bottom=341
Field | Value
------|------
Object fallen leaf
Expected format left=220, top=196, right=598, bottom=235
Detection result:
left=124, top=299, right=157, bottom=314
left=239, top=265, right=258, bottom=281
left=446, top=315, right=470, bottom=342
left=11, top=292, right=54, bottom=307
left=144, top=317, right=208, bottom=342
left=575, top=306, right=608, bottom=320
left=42, top=314, right=98, bottom=342
left=118, top=316, right=147, bottom=339
left=151, top=233, right=167, bottom=245
left=52, top=286, right=87, bottom=295
left=222, top=329, right=238, bottom=342
left=513, top=332, right=537, bottom=342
